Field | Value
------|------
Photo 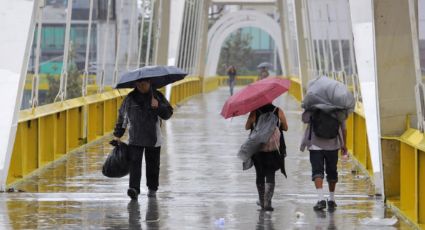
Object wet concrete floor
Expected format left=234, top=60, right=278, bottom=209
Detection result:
left=1, top=87, right=414, bottom=229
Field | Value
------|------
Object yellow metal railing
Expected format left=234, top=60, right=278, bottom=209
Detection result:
left=203, top=76, right=220, bottom=93
left=347, top=104, right=373, bottom=176
left=203, top=75, right=258, bottom=93
left=382, top=129, right=425, bottom=228
left=217, top=75, right=258, bottom=86
left=8, top=78, right=203, bottom=186
left=8, top=90, right=130, bottom=184
left=170, top=77, right=202, bottom=107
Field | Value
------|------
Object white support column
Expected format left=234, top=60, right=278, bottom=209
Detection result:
left=154, top=0, right=170, bottom=65
left=177, top=1, right=189, bottom=68
left=348, top=0, right=420, bottom=198
left=99, top=0, right=112, bottom=92
left=0, top=0, right=36, bottom=191
left=183, top=0, right=195, bottom=72
left=31, top=2, right=44, bottom=109
left=334, top=3, right=345, bottom=73
left=166, top=0, right=186, bottom=100
left=187, top=0, right=199, bottom=74
left=56, top=0, right=73, bottom=101
left=126, top=0, right=137, bottom=70
left=112, top=0, right=125, bottom=86
left=193, top=0, right=205, bottom=76
left=348, top=0, right=383, bottom=197
left=145, top=0, right=156, bottom=65
left=304, top=0, right=317, bottom=77
left=137, top=0, right=146, bottom=68
left=315, top=39, right=322, bottom=74
left=277, top=0, right=291, bottom=76
left=321, top=39, right=329, bottom=75
left=195, top=0, right=210, bottom=78
left=167, top=0, right=186, bottom=66
left=293, top=0, right=309, bottom=95
left=152, top=0, right=162, bottom=65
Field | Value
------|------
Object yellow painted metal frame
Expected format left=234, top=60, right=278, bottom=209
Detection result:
left=8, top=77, right=204, bottom=186
left=287, top=77, right=302, bottom=102
left=170, top=77, right=202, bottom=107
left=203, top=77, right=220, bottom=93
left=7, top=89, right=131, bottom=185
left=383, top=128, right=425, bottom=228
left=217, top=75, right=258, bottom=86
left=204, top=76, right=259, bottom=93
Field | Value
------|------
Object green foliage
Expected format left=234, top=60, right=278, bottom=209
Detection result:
left=217, top=30, right=257, bottom=76
left=43, top=40, right=82, bottom=105
left=43, top=74, right=59, bottom=105
left=66, top=64, right=82, bottom=99
left=42, top=64, right=82, bottom=105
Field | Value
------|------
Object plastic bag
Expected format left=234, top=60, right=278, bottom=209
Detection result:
left=359, top=216, right=398, bottom=226
left=102, top=142, right=130, bottom=178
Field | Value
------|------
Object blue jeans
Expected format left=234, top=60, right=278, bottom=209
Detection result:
left=228, top=75, right=235, bottom=95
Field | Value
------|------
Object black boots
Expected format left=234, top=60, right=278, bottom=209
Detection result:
left=257, top=183, right=275, bottom=211
left=264, top=183, right=275, bottom=211
left=256, top=184, right=265, bottom=209
left=127, top=188, right=139, bottom=200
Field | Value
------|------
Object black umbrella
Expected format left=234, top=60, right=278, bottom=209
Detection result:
left=115, top=65, right=188, bottom=89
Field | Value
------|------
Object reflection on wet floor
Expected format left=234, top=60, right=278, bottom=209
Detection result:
left=1, top=87, right=414, bottom=229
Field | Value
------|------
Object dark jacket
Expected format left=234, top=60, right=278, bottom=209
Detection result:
left=113, top=89, right=173, bottom=147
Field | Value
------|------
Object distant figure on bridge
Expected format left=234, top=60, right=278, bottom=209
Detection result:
left=245, top=103, right=288, bottom=211
left=300, top=76, right=354, bottom=212
left=258, top=67, right=269, bottom=80
left=226, top=65, right=237, bottom=95
left=113, top=78, right=173, bottom=200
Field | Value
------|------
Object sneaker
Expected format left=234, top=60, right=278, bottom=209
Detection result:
left=147, top=189, right=157, bottom=198
left=313, top=200, right=327, bottom=211
left=327, top=200, right=337, bottom=211
left=127, top=188, right=138, bottom=200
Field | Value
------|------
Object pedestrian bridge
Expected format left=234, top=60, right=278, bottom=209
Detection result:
left=1, top=0, right=425, bottom=229
left=0, top=87, right=412, bottom=229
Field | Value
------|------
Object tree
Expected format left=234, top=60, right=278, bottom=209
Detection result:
left=43, top=64, right=82, bottom=105
left=43, top=42, right=82, bottom=105
left=217, top=30, right=255, bottom=75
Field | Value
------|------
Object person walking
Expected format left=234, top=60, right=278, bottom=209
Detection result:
left=300, top=76, right=354, bottom=212
left=300, top=109, right=347, bottom=211
left=245, top=103, right=288, bottom=211
left=226, top=65, right=237, bottom=95
left=258, top=67, right=269, bottom=80
left=113, top=78, right=173, bottom=200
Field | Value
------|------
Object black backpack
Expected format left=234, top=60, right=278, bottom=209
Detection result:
left=310, top=110, right=340, bottom=139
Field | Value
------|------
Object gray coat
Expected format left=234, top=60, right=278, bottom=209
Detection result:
left=113, top=89, right=173, bottom=147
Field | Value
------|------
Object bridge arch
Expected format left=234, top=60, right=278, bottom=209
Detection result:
left=205, top=10, right=286, bottom=76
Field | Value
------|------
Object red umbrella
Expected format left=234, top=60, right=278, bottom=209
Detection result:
left=221, top=77, right=291, bottom=119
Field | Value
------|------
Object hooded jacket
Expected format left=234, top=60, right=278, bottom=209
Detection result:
left=113, top=89, right=173, bottom=147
